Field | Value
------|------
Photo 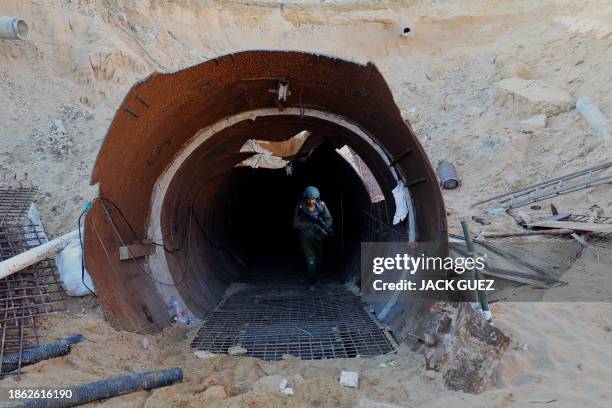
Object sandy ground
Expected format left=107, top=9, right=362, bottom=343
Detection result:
left=1, top=251, right=609, bottom=408
left=0, top=0, right=611, bottom=406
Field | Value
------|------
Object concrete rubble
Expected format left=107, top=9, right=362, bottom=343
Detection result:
left=340, top=371, right=359, bottom=388
left=519, top=114, right=547, bottom=133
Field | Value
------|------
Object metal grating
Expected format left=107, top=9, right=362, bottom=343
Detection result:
left=564, top=214, right=611, bottom=243
left=0, top=184, right=66, bottom=376
left=191, top=284, right=397, bottom=361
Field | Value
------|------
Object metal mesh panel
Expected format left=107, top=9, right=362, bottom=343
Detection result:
left=0, top=184, right=66, bottom=376
left=191, top=284, right=397, bottom=361
left=565, top=214, right=611, bottom=243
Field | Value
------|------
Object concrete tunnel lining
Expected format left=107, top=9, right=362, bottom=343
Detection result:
left=147, top=107, right=417, bottom=318
left=84, top=50, right=447, bottom=339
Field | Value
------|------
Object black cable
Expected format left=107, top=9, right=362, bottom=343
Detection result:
left=96, top=199, right=188, bottom=287
left=96, top=197, right=179, bottom=254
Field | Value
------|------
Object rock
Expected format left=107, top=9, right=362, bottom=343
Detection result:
left=195, top=350, right=216, bottom=359
left=291, top=374, right=305, bottom=384
left=519, top=114, right=547, bottom=133
left=424, top=370, right=438, bottom=380
left=200, top=375, right=223, bottom=388
left=54, top=119, right=67, bottom=134
left=141, top=336, right=150, bottom=350
left=358, top=398, right=405, bottom=408
left=252, top=375, right=284, bottom=393
left=494, top=78, right=573, bottom=116
left=493, top=55, right=535, bottom=81
left=279, top=378, right=288, bottom=390
left=202, top=385, right=227, bottom=401
left=339, top=371, right=359, bottom=388
left=228, top=345, right=247, bottom=355
left=465, top=106, right=483, bottom=117
left=281, top=387, right=294, bottom=395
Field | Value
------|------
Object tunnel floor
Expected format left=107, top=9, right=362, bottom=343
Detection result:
left=190, top=262, right=398, bottom=361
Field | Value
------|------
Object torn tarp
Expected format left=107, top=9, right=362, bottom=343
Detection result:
left=236, top=130, right=312, bottom=169
left=392, top=183, right=409, bottom=225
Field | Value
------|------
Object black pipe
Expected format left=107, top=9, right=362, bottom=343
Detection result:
left=1, top=335, right=85, bottom=374
left=17, top=368, right=183, bottom=408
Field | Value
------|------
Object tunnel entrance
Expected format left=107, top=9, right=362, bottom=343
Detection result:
left=154, top=113, right=402, bottom=320
left=84, top=51, right=447, bottom=352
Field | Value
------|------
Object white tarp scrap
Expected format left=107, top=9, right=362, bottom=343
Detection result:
left=236, top=130, right=311, bottom=169
left=237, top=154, right=289, bottom=169
left=392, top=183, right=408, bottom=225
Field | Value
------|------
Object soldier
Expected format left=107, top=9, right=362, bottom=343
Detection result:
left=293, top=186, right=333, bottom=278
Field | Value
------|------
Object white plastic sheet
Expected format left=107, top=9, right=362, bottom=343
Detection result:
left=55, top=239, right=95, bottom=296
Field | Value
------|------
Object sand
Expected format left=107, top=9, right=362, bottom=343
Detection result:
left=0, top=0, right=611, bottom=406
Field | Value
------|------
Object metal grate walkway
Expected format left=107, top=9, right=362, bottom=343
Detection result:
left=191, top=284, right=397, bottom=361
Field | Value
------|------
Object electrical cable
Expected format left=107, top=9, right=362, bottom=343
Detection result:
left=98, top=199, right=188, bottom=287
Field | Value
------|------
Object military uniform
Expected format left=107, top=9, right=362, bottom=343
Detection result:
left=293, top=198, right=333, bottom=276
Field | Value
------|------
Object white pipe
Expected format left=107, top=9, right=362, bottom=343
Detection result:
left=0, top=17, right=28, bottom=40
left=0, top=229, right=79, bottom=280
left=576, top=96, right=609, bottom=141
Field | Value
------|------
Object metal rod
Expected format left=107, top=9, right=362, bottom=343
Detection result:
left=471, top=161, right=612, bottom=207
left=460, top=220, right=491, bottom=321
left=480, top=229, right=574, bottom=238
left=505, top=176, right=611, bottom=209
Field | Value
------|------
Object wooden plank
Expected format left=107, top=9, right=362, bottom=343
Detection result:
left=527, top=220, right=612, bottom=233
left=119, top=244, right=155, bottom=261
left=480, top=268, right=551, bottom=288
left=481, top=229, right=573, bottom=239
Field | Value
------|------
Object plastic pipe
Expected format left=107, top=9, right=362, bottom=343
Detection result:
left=0, top=229, right=79, bottom=280
left=17, top=368, right=183, bottom=407
left=0, top=17, right=28, bottom=40
left=1, top=335, right=84, bottom=374
left=576, top=96, right=609, bottom=141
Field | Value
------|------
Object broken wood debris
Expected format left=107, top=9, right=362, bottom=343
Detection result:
left=119, top=243, right=156, bottom=261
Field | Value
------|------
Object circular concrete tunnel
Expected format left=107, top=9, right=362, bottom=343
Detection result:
left=84, top=50, right=448, bottom=341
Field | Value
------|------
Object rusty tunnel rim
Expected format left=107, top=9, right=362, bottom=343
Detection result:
left=84, top=50, right=447, bottom=334
left=147, top=107, right=417, bottom=319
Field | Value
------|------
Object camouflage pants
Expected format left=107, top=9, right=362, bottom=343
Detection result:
left=299, top=237, right=324, bottom=275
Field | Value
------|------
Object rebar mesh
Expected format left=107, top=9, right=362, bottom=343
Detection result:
left=191, top=284, right=397, bottom=361
left=0, top=184, right=66, bottom=376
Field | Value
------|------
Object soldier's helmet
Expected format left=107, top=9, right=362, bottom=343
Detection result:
left=303, top=186, right=320, bottom=199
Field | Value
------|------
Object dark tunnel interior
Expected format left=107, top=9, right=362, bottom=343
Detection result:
left=228, top=144, right=376, bottom=282
left=161, top=130, right=395, bottom=319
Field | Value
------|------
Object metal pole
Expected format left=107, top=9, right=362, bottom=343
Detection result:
left=460, top=220, right=491, bottom=322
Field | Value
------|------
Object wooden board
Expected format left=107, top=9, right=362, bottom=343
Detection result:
left=119, top=244, right=155, bottom=261
left=527, top=220, right=612, bottom=233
